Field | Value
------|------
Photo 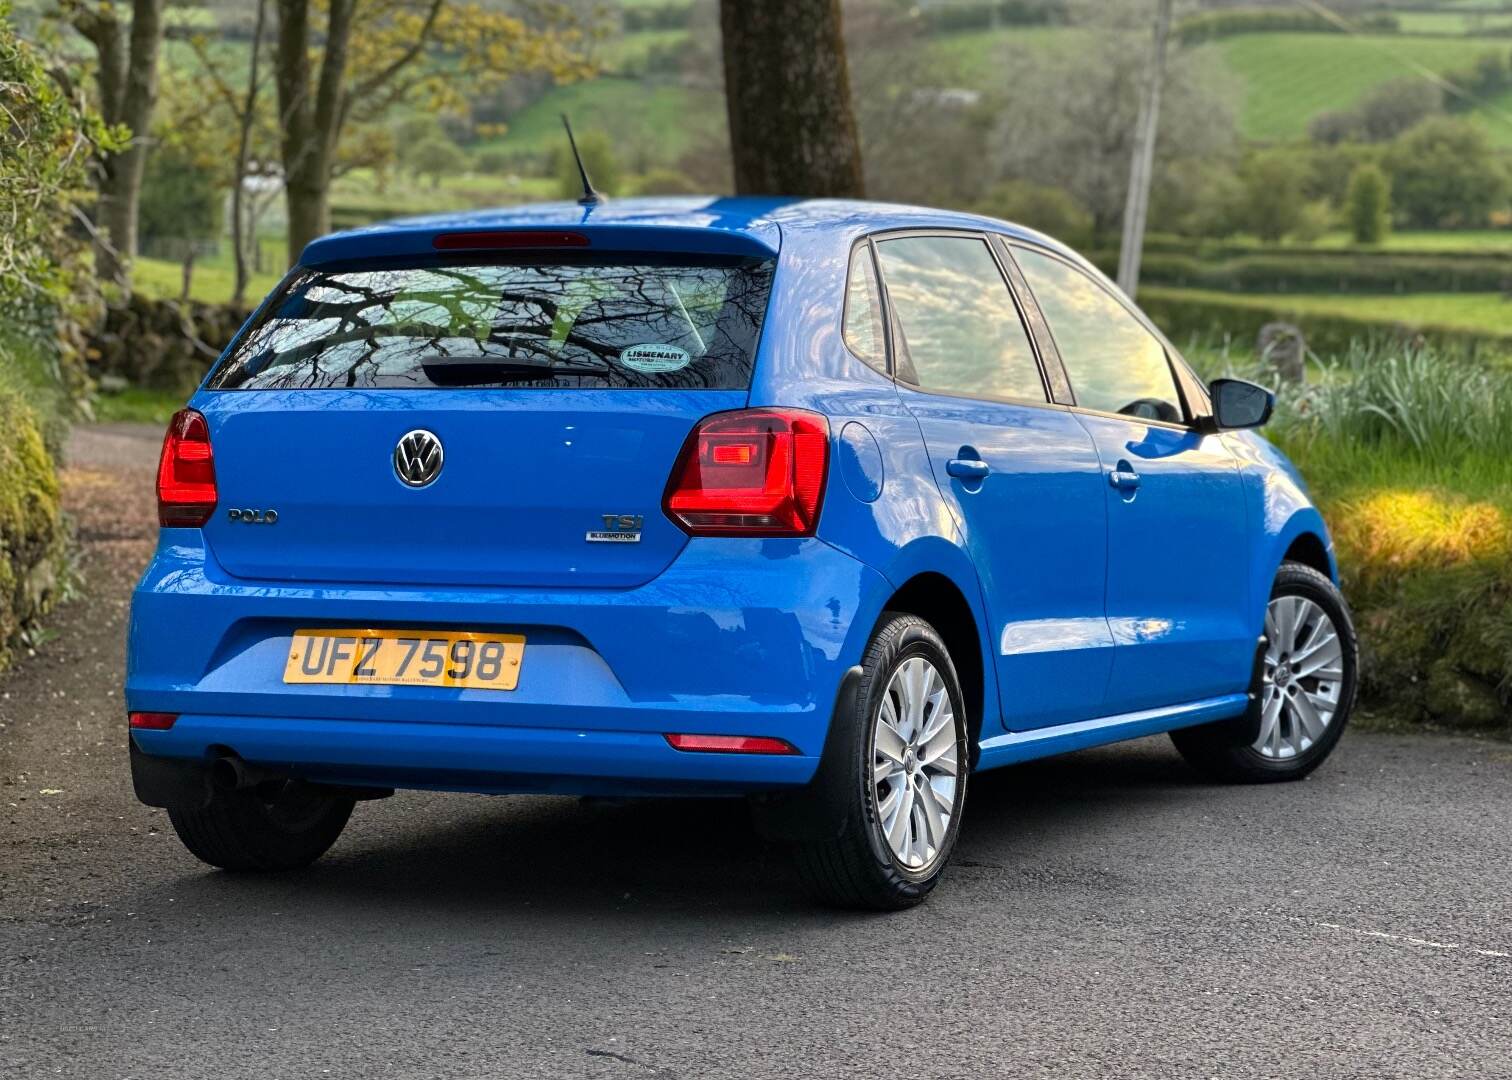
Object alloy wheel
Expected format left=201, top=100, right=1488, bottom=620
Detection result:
left=1255, top=595, right=1345, bottom=759
left=870, top=656, right=960, bottom=870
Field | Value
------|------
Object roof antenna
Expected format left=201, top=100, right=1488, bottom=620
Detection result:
left=560, top=114, right=602, bottom=208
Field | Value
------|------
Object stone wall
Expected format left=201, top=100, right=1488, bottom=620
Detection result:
left=88, top=294, right=252, bottom=396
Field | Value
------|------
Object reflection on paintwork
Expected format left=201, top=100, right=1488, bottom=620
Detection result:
left=129, top=533, right=885, bottom=757
left=999, top=618, right=1115, bottom=656
left=837, top=422, right=885, bottom=503
left=1107, top=616, right=1179, bottom=645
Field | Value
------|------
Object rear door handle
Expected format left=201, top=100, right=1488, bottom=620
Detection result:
left=947, top=458, right=990, bottom=481
left=1108, top=466, right=1141, bottom=491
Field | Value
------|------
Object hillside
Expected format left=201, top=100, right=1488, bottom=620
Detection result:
left=492, top=14, right=1512, bottom=167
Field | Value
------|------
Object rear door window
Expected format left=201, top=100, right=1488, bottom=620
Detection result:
left=875, top=235, right=1046, bottom=403
left=1013, top=247, right=1185, bottom=424
left=207, top=256, right=775, bottom=390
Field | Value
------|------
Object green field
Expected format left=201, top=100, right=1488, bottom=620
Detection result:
left=1307, top=229, right=1512, bottom=252
left=133, top=255, right=282, bottom=306
left=1393, top=10, right=1512, bottom=34
left=482, top=78, right=723, bottom=167
left=596, top=28, right=687, bottom=74
left=92, top=386, right=189, bottom=425
left=1215, top=32, right=1512, bottom=142
left=921, top=25, right=1093, bottom=85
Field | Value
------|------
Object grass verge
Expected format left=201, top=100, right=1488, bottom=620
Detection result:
left=1198, top=339, right=1512, bottom=733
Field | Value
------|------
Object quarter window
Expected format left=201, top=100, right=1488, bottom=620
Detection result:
left=1014, top=247, right=1185, bottom=424
left=875, top=235, right=1046, bottom=402
left=843, top=245, right=887, bottom=369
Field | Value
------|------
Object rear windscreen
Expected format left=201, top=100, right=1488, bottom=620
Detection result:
left=206, top=255, right=775, bottom=390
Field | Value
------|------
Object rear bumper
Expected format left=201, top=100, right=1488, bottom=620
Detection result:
left=126, top=532, right=888, bottom=796
left=131, top=715, right=818, bottom=796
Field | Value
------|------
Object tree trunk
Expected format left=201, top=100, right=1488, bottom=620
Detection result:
left=231, top=0, right=270, bottom=306
left=275, top=0, right=356, bottom=261
left=75, top=0, right=166, bottom=287
left=719, top=0, right=864, bottom=198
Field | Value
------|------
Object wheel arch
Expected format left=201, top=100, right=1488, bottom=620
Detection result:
left=873, top=570, right=991, bottom=764
left=1282, top=530, right=1334, bottom=582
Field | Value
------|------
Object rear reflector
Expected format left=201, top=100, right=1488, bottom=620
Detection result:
left=156, top=408, right=217, bottom=527
left=432, top=230, right=591, bottom=250
left=129, top=712, right=178, bottom=730
left=663, top=409, right=829, bottom=537
left=665, top=733, right=798, bottom=755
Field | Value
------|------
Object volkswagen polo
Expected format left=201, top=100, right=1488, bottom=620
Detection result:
left=126, top=197, right=1357, bottom=909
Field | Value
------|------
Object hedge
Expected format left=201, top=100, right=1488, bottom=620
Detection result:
left=0, top=351, right=65, bottom=667
left=1174, top=8, right=1398, bottom=44
left=1324, top=488, right=1512, bottom=732
left=622, top=2, right=692, bottom=33
left=1139, top=286, right=1512, bottom=357
left=1090, top=250, right=1512, bottom=294
left=917, top=0, right=1065, bottom=32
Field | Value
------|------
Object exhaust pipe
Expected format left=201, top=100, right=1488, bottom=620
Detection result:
left=210, top=754, right=286, bottom=794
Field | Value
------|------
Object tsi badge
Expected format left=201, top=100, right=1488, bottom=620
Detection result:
left=587, top=514, right=643, bottom=544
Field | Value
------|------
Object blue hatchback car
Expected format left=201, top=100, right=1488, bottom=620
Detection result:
left=127, top=197, right=1358, bottom=908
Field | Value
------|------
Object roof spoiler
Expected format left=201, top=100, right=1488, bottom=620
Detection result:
left=301, top=223, right=779, bottom=267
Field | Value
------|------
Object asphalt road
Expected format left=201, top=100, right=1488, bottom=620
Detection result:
left=2, top=424, right=1510, bottom=1079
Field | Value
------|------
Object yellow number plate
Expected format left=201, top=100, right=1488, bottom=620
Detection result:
left=283, top=629, right=525, bottom=691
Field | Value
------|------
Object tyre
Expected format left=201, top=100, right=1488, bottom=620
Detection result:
left=793, top=613, right=970, bottom=910
left=1172, top=561, right=1358, bottom=783
left=168, top=782, right=355, bottom=872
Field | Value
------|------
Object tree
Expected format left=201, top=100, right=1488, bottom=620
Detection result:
left=1346, top=163, right=1391, bottom=245
left=989, top=32, right=1237, bottom=246
left=719, top=0, right=864, bottom=197
left=183, top=0, right=278, bottom=304
left=60, top=0, right=167, bottom=287
left=975, top=181, right=1093, bottom=247
left=1239, top=150, right=1306, bottom=244
left=1354, top=78, right=1442, bottom=143
left=0, top=0, right=119, bottom=305
left=553, top=128, right=621, bottom=198
left=408, top=135, right=467, bottom=189
left=273, top=0, right=596, bottom=259
left=229, top=0, right=270, bottom=305
left=138, top=143, right=223, bottom=253
left=844, top=1, right=987, bottom=209
left=1384, top=117, right=1508, bottom=228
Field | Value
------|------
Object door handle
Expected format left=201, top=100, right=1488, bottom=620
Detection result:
left=947, top=457, right=990, bottom=481
left=1108, top=466, right=1141, bottom=491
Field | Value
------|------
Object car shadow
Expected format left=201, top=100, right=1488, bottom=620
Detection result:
left=130, top=736, right=1214, bottom=927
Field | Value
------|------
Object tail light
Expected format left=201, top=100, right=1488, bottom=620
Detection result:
left=663, top=409, right=829, bottom=536
left=157, top=408, right=217, bottom=527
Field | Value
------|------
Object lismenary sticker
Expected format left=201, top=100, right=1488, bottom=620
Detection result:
left=619, top=343, right=691, bottom=373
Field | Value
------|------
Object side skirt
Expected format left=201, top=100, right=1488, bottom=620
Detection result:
left=975, top=694, right=1250, bottom=771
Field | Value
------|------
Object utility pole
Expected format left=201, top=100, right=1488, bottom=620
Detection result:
left=1116, top=0, right=1174, bottom=298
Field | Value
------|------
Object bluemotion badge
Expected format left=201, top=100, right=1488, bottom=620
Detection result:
left=619, top=343, right=691, bottom=374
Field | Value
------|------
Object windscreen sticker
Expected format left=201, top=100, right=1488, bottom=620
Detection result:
left=619, top=343, right=692, bottom=373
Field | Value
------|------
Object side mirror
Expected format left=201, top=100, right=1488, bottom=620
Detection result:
left=1210, top=378, right=1274, bottom=430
